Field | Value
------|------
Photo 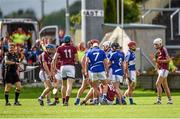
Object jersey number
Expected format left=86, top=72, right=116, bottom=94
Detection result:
left=64, top=49, right=72, bottom=58
left=93, top=52, right=100, bottom=61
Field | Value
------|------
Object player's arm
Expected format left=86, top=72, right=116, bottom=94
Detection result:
left=43, top=61, right=52, bottom=79
left=81, top=55, right=87, bottom=75
left=84, top=56, right=89, bottom=77
left=103, top=58, right=109, bottom=77
left=124, top=53, right=130, bottom=78
left=124, top=61, right=129, bottom=78
left=51, top=52, right=59, bottom=73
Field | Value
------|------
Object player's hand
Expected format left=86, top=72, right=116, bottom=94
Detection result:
left=15, top=62, right=21, bottom=65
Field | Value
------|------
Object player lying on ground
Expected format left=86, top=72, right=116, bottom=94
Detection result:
left=80, top=82, right=120, bottom=105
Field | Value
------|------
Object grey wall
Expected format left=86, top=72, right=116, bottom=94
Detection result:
left=138, top=74, right=180, bottom=90
left=103, top=24, right=166, bottom=70
left=81, top=0, right=104, bottom=43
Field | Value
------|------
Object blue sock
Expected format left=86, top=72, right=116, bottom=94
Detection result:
left=103, top=94, right=107, bottom=100
left=122, top=96, right=126, bottom=104
left=129, top=97, right=133, bottom=104
left=75, top=98, right=80, bottom=105
left=115, top=97, right=120, bottom=104
left=93, top=98, right=99, bottom=104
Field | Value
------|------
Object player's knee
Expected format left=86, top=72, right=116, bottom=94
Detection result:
left=155, top=82, right=161, bottom=87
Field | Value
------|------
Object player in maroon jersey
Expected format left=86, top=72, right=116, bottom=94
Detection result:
left=38, top=44, right=56, bottom=106
left=153, top=38, right=173, bottom=104
left=53, top=35, right=78, bottom=106
left=80, top=83, right=118, bottom=105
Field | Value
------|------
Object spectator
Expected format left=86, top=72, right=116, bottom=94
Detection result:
left=58, top=29, right=65, bottom=46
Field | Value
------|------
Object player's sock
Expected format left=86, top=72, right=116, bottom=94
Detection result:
left=93, top=98, right=99, bottom=105
left=168, top=97, right=172, bottom=101
left=122, top=96, right=126, bottom=104
left=167, top=97, right=173, bottom=104
left=55, top=97, right=59, bottom=102
left=103, top=94, right=107, bottom=101
left=5, top=92, right=9, bottom=103
left=15, top=90, right=20, bottom=103
left=65, top=96, right=69, bottom=103
left=75, top=98, right=80, bottom=105
left=157, top=96, right=161, bottom=102
left=115, top=97, right=120, bottom=104
left=39, top=96, right=43, bottom=100
left=47, top=98, right=51, bottom=104
left=62, top=98, right=65, bottom=104
left=129, top=97, right=134, bottom=104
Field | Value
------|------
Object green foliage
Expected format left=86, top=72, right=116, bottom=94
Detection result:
left=104, top=0, right=140, bottom=23
left=70, top=13, right=81, bottom=26
left=41, top=9, right=66, bottom=28
left=104, top=0, right=117, bottom=23
left=124, top=0, right=140, bottom=23
left=4, top=9, right=37, bottom=20
left=41, top=0, right=81, bottom=29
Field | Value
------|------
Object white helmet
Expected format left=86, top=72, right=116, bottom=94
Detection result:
left=102, top=41, right=112, bottom=48
left=153, top=38, right=162, bottom=45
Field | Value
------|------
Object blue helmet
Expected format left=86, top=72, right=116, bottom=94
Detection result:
left=46, top=44, right=56, bottom=49
left=64, top=35, right=71, bottom=43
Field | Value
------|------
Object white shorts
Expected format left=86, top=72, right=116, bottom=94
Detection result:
left=111, top=75, right=123, bottom=83
left=55, top=69, right=62, bottom=80
left=128, top=70, right=136, bottom=83
left=90, top=71, right=107, bottom=81
left=99, top=96, right=113, bottom=105
left=60, top=65, right=75, bottom=79
left=158, top=69, right=169, bottom=78
left=39, top=70, right=49, bottom=81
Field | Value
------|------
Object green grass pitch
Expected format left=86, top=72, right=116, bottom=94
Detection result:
left=0, top=87, right=180, bottom=118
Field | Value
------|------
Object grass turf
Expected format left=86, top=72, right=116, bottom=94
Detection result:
left=0, top=87, right=180, bottom=118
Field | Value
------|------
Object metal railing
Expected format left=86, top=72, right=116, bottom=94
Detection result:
left=170, top=9, right=180, bottom=40
left=141, top=8, right=180, bottom=40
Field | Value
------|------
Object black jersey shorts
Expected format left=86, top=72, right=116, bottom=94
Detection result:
left=4, top=71, right=20, bottom=84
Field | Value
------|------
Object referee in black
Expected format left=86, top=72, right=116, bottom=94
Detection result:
left=4, top=43, right=22, bottom=106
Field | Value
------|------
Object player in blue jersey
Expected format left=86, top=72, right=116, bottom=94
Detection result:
left=108, top=42, right=124, bottom=105
left=74, top=40, right=93, bottom=105
left=85, top=39, right=109, bottom=105
left=123, top=41, right=138, bottom=105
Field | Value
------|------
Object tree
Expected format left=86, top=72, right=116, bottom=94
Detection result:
left=104, top=0, right=117, bottom=23
left=41, top=0, right=81, bottom=29
left=104, top=0, right=140, bottom=23
left=4, top=9, right=37, bottom=20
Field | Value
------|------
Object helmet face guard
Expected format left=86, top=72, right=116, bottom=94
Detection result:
left=153, top=38, right=163, bottom=49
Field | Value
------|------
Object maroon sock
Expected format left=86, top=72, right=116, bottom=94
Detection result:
left=62, top=98, right=65, bottom=104
left=65, top=96, right=69, bottom=103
